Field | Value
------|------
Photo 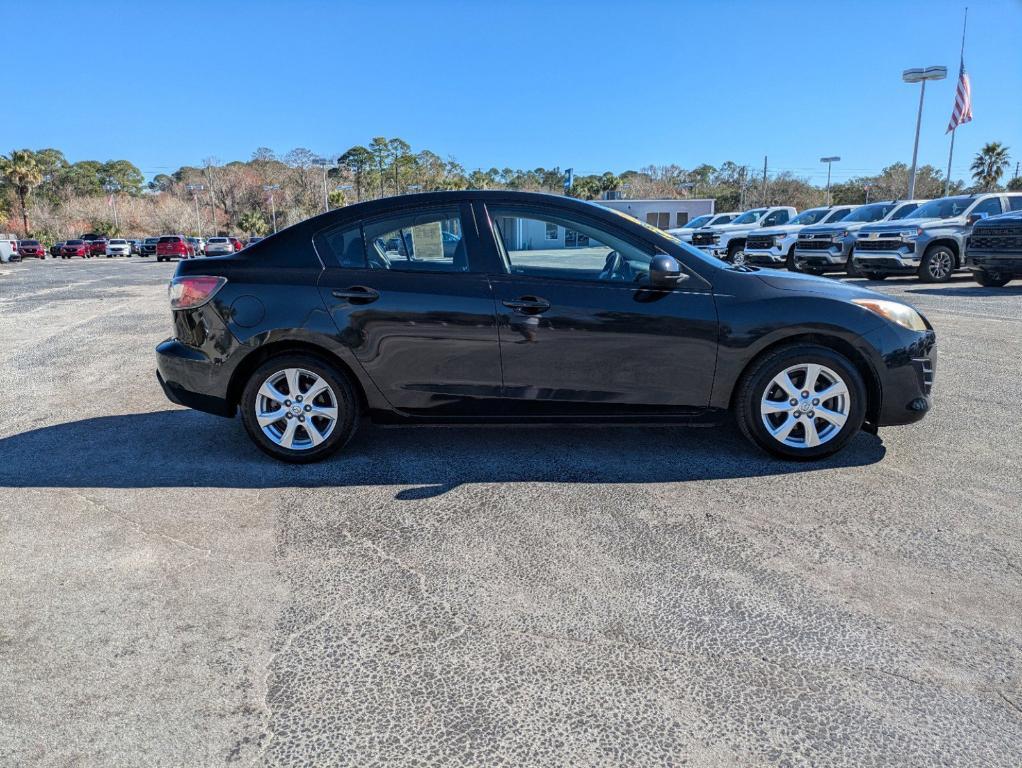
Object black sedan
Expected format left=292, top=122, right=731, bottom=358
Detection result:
left=156, top=191, right=936, bottom=462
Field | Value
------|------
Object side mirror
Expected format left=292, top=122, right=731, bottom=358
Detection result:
left=967, top=212, right=989, bottom=225
left=648, top=254, right=685, bottom=288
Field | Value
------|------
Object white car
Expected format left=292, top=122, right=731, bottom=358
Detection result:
left=105, top=238, right=132, bottom=257
left=689, top=206, right=798, bottom=261
left=667, top=212, right=740, bottom=243
left=0, top=234, right=19, bottom=263
left=204, top=236, right=234, bottom=256
left=741, top=206, right=857, bottom=269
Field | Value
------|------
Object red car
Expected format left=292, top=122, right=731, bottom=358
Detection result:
left=156, top=235, right=196, bottom=261
left=60, top=239, right=89, bottom=258
left=17, top=239, right=46, bottom=259
left=228, top=236, right=243, bottom=252
left=81, top=233, right=107, bottom=257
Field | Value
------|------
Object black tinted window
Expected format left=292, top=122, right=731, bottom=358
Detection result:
left=158, top=236, right=180, bottom=243
left=316, top=225, right=365, bottom=268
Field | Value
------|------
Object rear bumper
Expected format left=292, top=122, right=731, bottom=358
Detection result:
left=155, top=338, right=235, bottom=417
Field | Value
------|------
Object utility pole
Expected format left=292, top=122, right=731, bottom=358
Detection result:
left=263, top=185, right=280, bottom=233
left=761, top=156, right=768, bottom=206
left=186, top=184, right=205, bottom=236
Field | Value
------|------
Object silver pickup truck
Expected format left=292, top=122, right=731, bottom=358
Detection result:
left=743, top=205, right=855, bottom=269
left=793, top=200, right=924, bottom=275
left=851, top=193, right=1022, bottom=282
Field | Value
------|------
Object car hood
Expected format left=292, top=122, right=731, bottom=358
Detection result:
left=798, top=220, right=880, bottom=236
left=753, top=224, right=806, bottom=236
left=857, top=217, right=960, bottom=234
left=754, top=269, right=882, bottom=301
left=705, top=221, right=762, bottom=233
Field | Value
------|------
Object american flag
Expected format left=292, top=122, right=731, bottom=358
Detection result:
left=946, top=60, right=973, bottom=133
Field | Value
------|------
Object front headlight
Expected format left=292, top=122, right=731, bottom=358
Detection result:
left=832, top=230, right=848, bottom=240
left=852, top=298, right=928, bottom=331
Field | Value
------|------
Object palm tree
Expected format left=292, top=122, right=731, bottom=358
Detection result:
left=0, top=149, right=44, bottom=234
left=970, top=142, right=1011, bottom=191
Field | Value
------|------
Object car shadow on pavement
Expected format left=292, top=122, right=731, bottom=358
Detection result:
left=903, top=285, right=1022, bottom=297
left=1, top=409, right=887, bottom=494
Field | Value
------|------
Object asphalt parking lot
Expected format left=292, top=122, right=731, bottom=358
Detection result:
left=1, top=258, right=1020, bottom=767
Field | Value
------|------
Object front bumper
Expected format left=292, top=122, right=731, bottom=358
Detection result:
left=794, top=238, right=851, bottom=269
left=966, top=250, right=1022, bottom=275
left=851, top=248, right=921, bottom=275
left=156, top=338, right=235, bottom=417
left=743, top=247, right=787, bottom=265
left=863, top=324, right=936, bottom=427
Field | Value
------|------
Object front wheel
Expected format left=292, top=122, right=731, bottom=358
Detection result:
left=973, top=270, right=1012, bottom=288
left=919, top=245, right=955, bottom=283
left=240, top=354, right=358, bottom=463
left=861, top=271, right=887, bottom=281
left=735, top=345, right=866, bottom=460
left=785, top=248, right=802, bottom=272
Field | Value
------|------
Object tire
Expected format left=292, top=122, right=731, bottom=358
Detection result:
left=726, top=241, right=743, bottom=264
left=919, top=244, right=955, bottom=283
left=240, top=354, right=359, bottom=463
left=862, top=272, right=887, bottom=281
left=845, top=257, right=861, bottom=277
left=785, top=247, right=801, bottom=272
left=734, top=344, right=866, bottom=461
left=973, top=270, right=1011, bottom=288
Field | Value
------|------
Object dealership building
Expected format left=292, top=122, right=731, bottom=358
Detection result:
left=596, top=197, right=716, bottom=229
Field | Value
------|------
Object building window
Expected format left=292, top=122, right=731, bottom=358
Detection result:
left=645, top=212, right=670, bottom=229
left=545, top=222, right=558, bottom=240
left=676, top=212, right=689, bottom=227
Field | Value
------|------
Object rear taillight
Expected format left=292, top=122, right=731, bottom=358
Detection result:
left=168, top=275, right=227, bottom=310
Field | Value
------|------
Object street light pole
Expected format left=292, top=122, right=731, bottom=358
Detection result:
left=820, top=156, right=840, bottom=205
left=902, top=66, right=947, bottom=199
left=263, top=185, right=280, bottom=233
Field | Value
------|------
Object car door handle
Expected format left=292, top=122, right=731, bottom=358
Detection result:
left=502, top=296, right=551, bottom=313
left=332, top=286, right=380, bottom=303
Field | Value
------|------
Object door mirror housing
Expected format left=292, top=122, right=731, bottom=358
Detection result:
left=967, top=211, right=989, bottom=225
left=648, top=254, right=685, bottom=288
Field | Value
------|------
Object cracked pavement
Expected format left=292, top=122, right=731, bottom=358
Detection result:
left=1, top=259, right=1020, bottom=766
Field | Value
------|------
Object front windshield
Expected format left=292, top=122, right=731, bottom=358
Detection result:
left=681, top=215, right=712, bottom=229
left=731, top=208, right=766, bottom=225
left=906, top=196, right=973, bottom=220
left=789, top=209, right=828, bottom=226
left=709, top=214, right=736, bottom=225
left=824, top=208, right=852, bottom=223
left=842, top=203, right=895, bottom=223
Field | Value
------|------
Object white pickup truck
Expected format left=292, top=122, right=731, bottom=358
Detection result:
left=689, top=206, right=798, bottom=261
left=742, top=206, right=856, bottom=269
left=666, top=212, right=740, bottom=243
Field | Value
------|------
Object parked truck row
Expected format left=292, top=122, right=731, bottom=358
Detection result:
left=668, top=191, right=1022, bottom=284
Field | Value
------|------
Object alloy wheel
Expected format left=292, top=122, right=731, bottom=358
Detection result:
left=927, top=250, right=953, bottom=280
left=255, top=367, right=338, bottom=450
left=760, top=363, right=850, bottom=449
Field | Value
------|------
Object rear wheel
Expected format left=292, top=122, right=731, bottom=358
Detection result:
left=240, top=354, right=358, bottom=463
left=973, top=270, right=1011, bottom=287
left=735, top=345, right=866, bottom=460
left=919, top=244, right=955, bottom=283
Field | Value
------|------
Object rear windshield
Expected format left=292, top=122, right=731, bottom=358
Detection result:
left=109, top=239, right=127, bottom=244
left=144, top=238, right=159, bottom=244
left=67, top=240, right=84, bottom=245
left=208, top=237, right=229, bottom=243
left=21, top=239, right=40, bottom=245
left=158, top=236, right=181, bottom=243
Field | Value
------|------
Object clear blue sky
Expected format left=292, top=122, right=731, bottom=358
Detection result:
left=6, top=0, right=1021, bottom=186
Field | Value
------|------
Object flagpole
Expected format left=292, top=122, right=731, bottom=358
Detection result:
left=944, top=7, right=968, bottom=196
